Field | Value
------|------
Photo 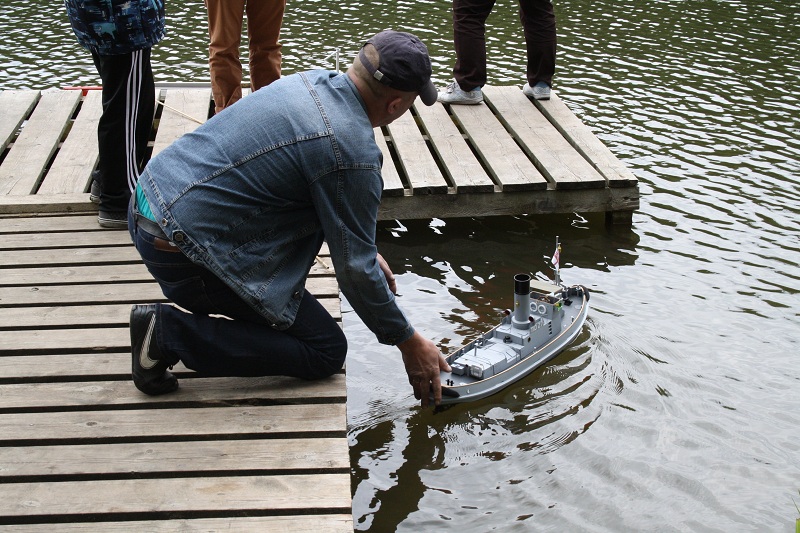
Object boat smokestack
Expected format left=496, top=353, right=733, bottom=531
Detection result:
left=512, top=273, right=531, bottom=329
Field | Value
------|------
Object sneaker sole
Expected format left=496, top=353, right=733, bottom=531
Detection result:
left=438, top=98, right=484, bottom=105
left=98, top=218, right=128, bottom=229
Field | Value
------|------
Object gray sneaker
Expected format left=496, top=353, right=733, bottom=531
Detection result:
left=523, top=81, right=551, bottom=100
left=437, top=80, right=483, bottom=105
left=98, top=210, right=128, bottom=229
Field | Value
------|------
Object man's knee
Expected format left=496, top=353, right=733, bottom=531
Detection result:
left=308, top=330, right=347, bottom=379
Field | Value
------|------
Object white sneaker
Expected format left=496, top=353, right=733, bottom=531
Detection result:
left=523, top=81, right=551, bottom=100
left=437, top=80, right=483, bottom=105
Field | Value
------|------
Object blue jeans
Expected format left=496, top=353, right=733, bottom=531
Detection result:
left=128, top=206, right=347, bottom=380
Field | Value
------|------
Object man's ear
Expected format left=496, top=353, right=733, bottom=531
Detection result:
left=386, top=96, right=405, bottom=115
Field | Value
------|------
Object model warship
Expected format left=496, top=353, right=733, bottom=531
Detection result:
left=439, top=239, right=589, bottom=404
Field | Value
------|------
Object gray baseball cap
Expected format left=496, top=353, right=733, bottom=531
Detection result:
left=358, top=30, right=437, bottom=106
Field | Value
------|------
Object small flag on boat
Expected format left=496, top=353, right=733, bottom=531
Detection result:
left=551, top=243, right=561, bottom=268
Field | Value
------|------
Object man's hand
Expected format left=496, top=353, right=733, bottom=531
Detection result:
left=398, top=331, right=451, bottom=407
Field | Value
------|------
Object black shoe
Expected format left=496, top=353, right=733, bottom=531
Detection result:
left=130, top=304, right=179, bottom=395
left=98, top=210, right=128, bottom=229
left=89, top=177, right=101, bottom=204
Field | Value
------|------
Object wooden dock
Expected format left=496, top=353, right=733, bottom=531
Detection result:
left=0, top=84, right=637, bottom=528
left=0, top=85, right=638, bottom=222
left=0, top=214, right=352, bottom=530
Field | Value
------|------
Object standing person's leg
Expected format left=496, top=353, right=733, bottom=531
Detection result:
left=246, top=0, right=285, bottom=92
left=452, top=0, right=496, bottom=90
left=207, top=0, right=246, bottom=113
left=128, top=215, right=347, bottom=394
left=92, top=49, right=155, bottom=227
left=519, top=0, right=557, bottom=93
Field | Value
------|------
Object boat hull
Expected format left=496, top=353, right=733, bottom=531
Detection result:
left=437, top=285, right=589, bottom=405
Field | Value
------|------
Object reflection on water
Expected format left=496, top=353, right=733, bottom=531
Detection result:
left=3, top=0, right=799, bottom=531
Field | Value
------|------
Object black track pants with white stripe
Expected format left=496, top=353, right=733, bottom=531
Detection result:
left=92, top=48, right=155, bottom=214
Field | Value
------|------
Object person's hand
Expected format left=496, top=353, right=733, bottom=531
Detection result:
left=376, top=253, right=397, bottom=295
left=398, top=331, right=451, bottom=407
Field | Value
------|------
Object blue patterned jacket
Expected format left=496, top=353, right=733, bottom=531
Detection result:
left=64, top=0, right=165, bottom=55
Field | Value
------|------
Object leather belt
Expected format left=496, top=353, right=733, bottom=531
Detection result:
left=134, top=212, right=180, bottom=253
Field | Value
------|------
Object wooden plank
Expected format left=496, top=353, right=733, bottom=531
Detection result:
left=0, top=299, right=341, bottom=329
left=534, top=92, right=638, bottom=187
left=0, top=385, right=346, bottom=419
left=0, top=515, right=353, bottom=532
left=0, top=90, right=82, bottom=195
left=483, top=85, right=605, bottom=190
left=0, top=260, right=332, bottom=286
left=385, top=111, right=448, bottom=194
left=0, top=438, right=349, bottom=478
left=0, top=229, right=132, bottom=250
left=37, top=89, right=103, bottom=195
left=151, top=89, right=210, bottom=156
left=0, top=277, right=340, bottom=306
left=0, top=214, right=102, bottom=234
left=0, top=474, right=351, bottom=518
left=0, top=90, right=40, bottom=153
left=378, top=184, right=639, bottom=221
left=0, top=193, right=95, bottom=215
left=414, top=102, right=495, bottom=193
left=449, top=102, right=547, bottom=191
left=0, top=355, right=200, bottom=380
left=374, top=127, right=405, bottom=196
left=0, top=245, right=139, bottom=267
left=0, top=263, right=152, bottom=286
left=0, top=352, right=144, bottom=379
left=0, top=326, right=126, bottom=353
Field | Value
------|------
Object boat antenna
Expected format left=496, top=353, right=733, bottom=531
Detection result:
left=551, top=236, right=561, bottom=286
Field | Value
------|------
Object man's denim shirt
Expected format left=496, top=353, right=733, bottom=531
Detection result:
left=139, top=70, right=414, bottom=345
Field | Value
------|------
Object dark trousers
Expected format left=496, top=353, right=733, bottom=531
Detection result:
left=92, top=48, right=155, bottom=213
left=453, top=0, right=557, bottom=90
left=128, top=206, right=348, bottom=380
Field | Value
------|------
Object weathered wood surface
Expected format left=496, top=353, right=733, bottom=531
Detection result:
left=0, top=90, right=81, bottom=196
left=0, top=214, right=352, bottom=530
left=37, top=89, right=103, bottom=195
left=0, top=86, right=639, bottom=222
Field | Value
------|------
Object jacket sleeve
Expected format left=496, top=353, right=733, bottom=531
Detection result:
left=310, top=167, right=415, bottom=345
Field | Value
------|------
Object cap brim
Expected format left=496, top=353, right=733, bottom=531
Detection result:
left=418, top=79, right=438, bottom=106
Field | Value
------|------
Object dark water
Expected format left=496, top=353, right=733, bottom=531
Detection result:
left=3, top=0, right=799, bottom=530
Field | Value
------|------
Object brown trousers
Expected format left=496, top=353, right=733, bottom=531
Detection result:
left=206, top=0, right=286, bottom=113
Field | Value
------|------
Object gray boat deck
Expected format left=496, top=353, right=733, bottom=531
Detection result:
left=0, top=85, right=639, bottom=222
